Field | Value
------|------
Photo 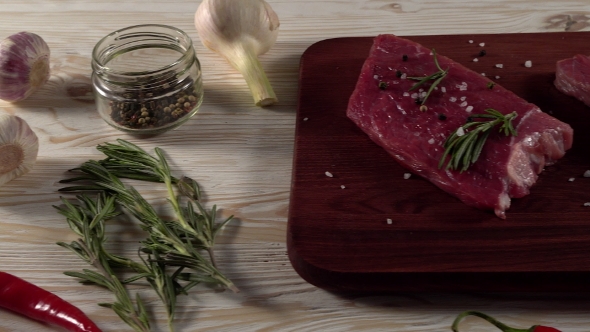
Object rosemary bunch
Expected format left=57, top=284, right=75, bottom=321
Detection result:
left=57, top=139, right=237, bottom=331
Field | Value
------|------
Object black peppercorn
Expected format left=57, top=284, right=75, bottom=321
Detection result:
left=479, top=50, right=486, bottom=57
left=438, top=113, right=447, bottom=121
left=396, top=70, right=402, bottom=78
left=402, top=54, right=408, bottom=61
left=378, top=81, right=388, bottom=90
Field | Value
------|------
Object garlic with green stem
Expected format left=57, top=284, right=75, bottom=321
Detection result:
left=195, top=0, right=279, bottom=107
left=0, top=114, right=39, bottom=187
left=0, top=32, right=50, bottom=102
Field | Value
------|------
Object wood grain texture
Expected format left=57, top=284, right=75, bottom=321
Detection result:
left=0, top=1, right=590, bottom=331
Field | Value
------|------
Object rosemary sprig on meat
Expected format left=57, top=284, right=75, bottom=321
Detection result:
left=439, top=109, right=518, bottom=172
left=408, top=49, right=449, bottom=106
left=57, top=139, right=237, bottom=331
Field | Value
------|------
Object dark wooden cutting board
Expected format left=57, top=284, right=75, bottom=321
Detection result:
left=287, top=32, right=590, bottom=293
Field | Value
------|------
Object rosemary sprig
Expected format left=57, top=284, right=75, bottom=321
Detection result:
left=438, top=109, right=518, bottom=172
left=55, top=194, right=152, bottom=332
left=408, top=49, right=449, bottom=106
left=57, top=139, right=237, bottom=331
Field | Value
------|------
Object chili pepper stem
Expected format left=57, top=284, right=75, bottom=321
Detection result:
left=452, top=311, right=533, bottom=332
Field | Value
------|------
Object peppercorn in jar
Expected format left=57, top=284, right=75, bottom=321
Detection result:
left=91, top=24, right=203, bottom=135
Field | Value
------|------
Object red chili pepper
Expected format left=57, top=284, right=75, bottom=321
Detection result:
left=532, top=327, right=561, bottom=332
left=452, top=310, right=561, bottom=332
left=0, top=271, right=102, bottom=332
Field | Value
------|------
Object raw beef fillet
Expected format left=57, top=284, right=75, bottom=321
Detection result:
left=347, top=34, right=573, bottom=219
left=555, top=54, right=590, bottom=106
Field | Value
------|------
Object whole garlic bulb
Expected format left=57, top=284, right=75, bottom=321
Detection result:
left=0, top=113, right=39, bottom=187
left=0, top=32, right=50, bottom=102
left=195, top=0, right=279, bottom=107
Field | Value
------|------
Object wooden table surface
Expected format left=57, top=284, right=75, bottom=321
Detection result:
left=1, top=1, right=590, bottom=331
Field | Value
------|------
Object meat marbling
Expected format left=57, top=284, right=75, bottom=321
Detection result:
left=555, top=54, right=590, bottom=107
left=347, top=34, right=573, bottom=218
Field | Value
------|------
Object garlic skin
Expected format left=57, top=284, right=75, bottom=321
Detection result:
left=195, top=0, right=279, bottom=107
left=0, top=114, right=39, bottom=187
left=0, top=32, right=50, bottom=102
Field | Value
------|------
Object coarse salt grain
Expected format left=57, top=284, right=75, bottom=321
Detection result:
left=569, top=177, right=576, bottom=182
left=466, top=105, right=474, bottom=112
left=481, top=73, right=486, bottom=76
left=584, top=202, right=590, bottom=207
left=460, top=101, right=468, bottom=107
left=411, top=93, right=418, bottom=99
left=341, top=185, right=346, bottom=189
left=450, top=96, right=457, bottom=102
left=325, top=171, right=333, bottom=178
left=441, top=87, right=446, bottom=93
left=495, top=64, right=504, bottom=68
left=403, top=173, right=411, bottom=179
left=584, top=170, right=590, bottom=177
left=401, top=73, right=407, bottom=79
left=373, top=74, right=379, bottom=79
left=387, top=218, right=393, bottom=224
left=468, top=40, right=474, bottom=43
left=428, top=138, right=435, bottom=144
left=403, top=92, right=410, bottom=97
left=420, top=91, right=427, bottom=98
left=495, top=76, right=501, bottom=79
left=456, top=127, right=465, bottom=136
left=303, top=117, right=309, bottom=121
left=479, top=42, right=485, bottom=47
left=460, top=96, right=467, bottom=101
left=473, top=58, right=479, bottom=62
left=524, top=60, right=532, bottom=68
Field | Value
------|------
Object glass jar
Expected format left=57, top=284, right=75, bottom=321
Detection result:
left=91, top=24, right=203, bottom=135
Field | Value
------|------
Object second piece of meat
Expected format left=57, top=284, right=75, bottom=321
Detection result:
left=555, top=54, right=590, bottom=107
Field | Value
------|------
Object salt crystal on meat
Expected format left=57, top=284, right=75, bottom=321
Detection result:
left=346, top=34, right=573, bottom=218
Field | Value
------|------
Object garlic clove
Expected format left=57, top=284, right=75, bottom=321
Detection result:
left=0, top=113, right=39, bottom=187
left=0, top=32, right=51, bottom=102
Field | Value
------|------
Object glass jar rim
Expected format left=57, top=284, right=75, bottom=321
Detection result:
left=92, top=24, right=195, bottom=77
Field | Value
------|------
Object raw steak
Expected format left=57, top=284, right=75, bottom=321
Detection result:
left=347, top=34, right=574, bottom=219
left=555, top=54, right=590, bottom=106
